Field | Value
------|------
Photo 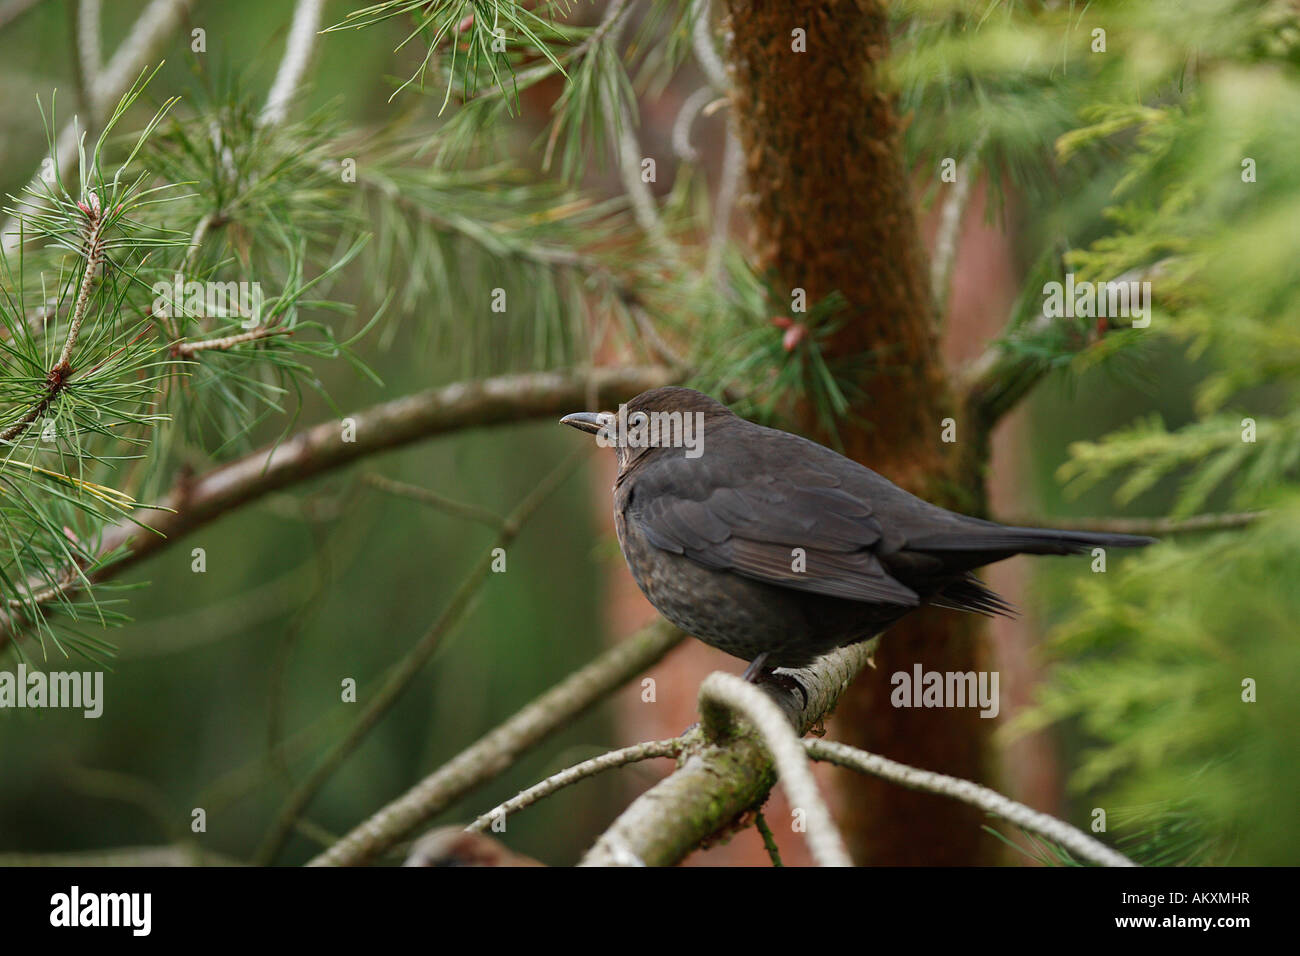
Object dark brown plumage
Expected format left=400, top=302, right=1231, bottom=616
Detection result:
left=562, top=386, right=1152, bottom=677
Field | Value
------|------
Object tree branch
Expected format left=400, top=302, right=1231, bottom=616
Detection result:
left=690, top=0, right=729, bottom=92
left=670, top=86, right=714, bottom=163
left=76, top=0, right=103, bottom=105
left=698, top=672, right=852, bottom=866
left=260, top=0, right=325, bottom=127
left=754, top=810, right=782, bottom=865
left=466, top=738, right=682, bottom=834
left=579, top=638, right=878, bottom=866
left=605, top=3, right=680, bottom=263
left=308, top=618, right=687, bottom=866
left=362, top=472, right=506, bottom=531
left=0, top=0, right=47, bottom=32
left=0, top=845, right=238, bottom=867
left=173, top=326, right=292, bottom=356
left=930, top=143, right=982, bottom=319
left=0, top=365, right=677, bottom=654
left=804, top=739, right=1136, bottom=868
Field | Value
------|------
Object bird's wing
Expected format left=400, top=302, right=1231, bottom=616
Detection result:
left=625, top=452, right=919, bottom=607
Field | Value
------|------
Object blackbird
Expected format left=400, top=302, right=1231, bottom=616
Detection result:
left=561, top=386, right=1152, bottom=680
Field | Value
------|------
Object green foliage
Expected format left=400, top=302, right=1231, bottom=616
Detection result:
left=896, top=0, right=1300, bottom=863
left=1018, top=504, right=1300, bottom=865
left=0, top=0, right=698, bottom=657
left=690, top=258, right=862, bottom=443
left=326, top=1, right=574, bottom=109
left=0, top=76, right=380, bottom=654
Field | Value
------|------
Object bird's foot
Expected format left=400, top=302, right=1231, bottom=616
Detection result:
left=741, top=652, right=770, bottom=683
left=742, top=653, right=809, bottom=708
left=763, top=671, right=809, bottom=710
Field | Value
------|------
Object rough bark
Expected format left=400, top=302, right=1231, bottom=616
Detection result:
left=580, top=637, right=878, bottom=866
left=722, top=0, right=998, bottom=864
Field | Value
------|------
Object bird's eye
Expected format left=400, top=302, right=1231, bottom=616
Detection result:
left=629, top=412, right=649, bottom=427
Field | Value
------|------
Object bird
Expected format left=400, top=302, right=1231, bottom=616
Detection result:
left=561, top=386, right=1153, bottom=681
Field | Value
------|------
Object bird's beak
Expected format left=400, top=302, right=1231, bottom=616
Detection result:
left=559, top=411, right=607, bottom=435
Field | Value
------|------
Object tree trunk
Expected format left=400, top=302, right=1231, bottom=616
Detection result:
left=722, top=0, right=1000, bottom=864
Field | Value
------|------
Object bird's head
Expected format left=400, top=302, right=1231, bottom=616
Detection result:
left=560, top=386, right=730, bottom=473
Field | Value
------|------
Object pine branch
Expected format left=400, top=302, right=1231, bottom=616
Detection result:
left=961, top=260, right=1171, bottom=430
left=0, top=365, right=677, bottom=655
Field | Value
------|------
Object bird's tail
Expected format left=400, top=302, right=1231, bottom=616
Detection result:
left=909, top=520, right=1155, bottom=556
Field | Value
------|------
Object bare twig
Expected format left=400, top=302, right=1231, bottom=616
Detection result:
left=76, top=0, right=103, bottom=107
left=261, top=0, right=326, bottom=127
left=708, top=129, right=742, bottom=281
left=694, top=0, right=739, bottom=286
left=174, top=326, right=291, bottom=356
left=179, top=210, right=217, bottom=276
left=309, top=619, right=686, bottom=866
left=362, top=473, right=506, bottom=531
left=697, top=672, right=851, bottom=867
left=628, top=302, right=690, bottom=371
left=754, top=810, right=783, bottom=866
left=930, top=145, right=981, bottom=318
left=0, top=0, right=48, bottom=32
left=690, top=0, right=729, bottom=91
left=604, top=3, right=680, bottom=263
left=670, top=86, right=714, bottom=163
left=0, top=845, right=238, bottom=867
left=614, top=104, right=678, bottom=260
left=804, top=739, right=1136, bottom=868
left=466, top=738, right=682, bottom=833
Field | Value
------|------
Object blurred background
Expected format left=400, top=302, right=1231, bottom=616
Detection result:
left=0, top=0, right=1296, bottom=866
